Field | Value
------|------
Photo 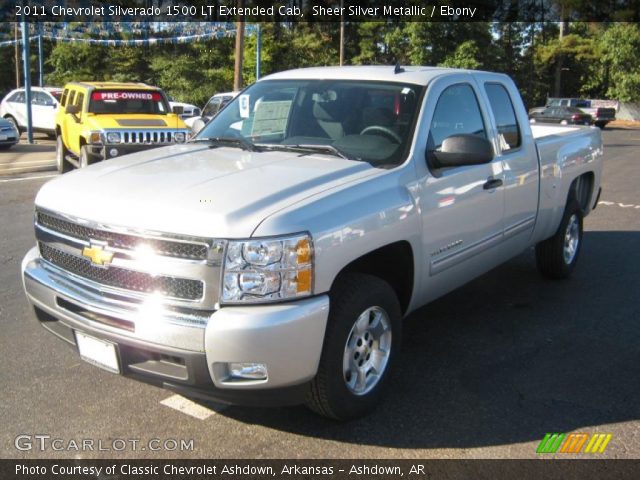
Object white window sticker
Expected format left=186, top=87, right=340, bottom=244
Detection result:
left=239, top=95, right=250, bottom=118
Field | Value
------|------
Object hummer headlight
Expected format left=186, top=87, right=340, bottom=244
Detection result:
left=174, top=132, right=186, bottom=143
left=106, top=132, right=121, bottom=144
left=221, top=233, right=313, bottom=304
left=88, top=132, right=102, bottom=144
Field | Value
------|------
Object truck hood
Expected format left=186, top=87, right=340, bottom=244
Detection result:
left=84, top=114, right=186, bottom=130
left=36, top=143, right=376, bottom=238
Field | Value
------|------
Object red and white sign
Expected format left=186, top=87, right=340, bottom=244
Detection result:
left=92, top=91, right=162, bottom=101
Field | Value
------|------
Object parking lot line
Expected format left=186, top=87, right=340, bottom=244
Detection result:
left=0, top=173, right=57, bottom=183
left=160, top=394, right=226, bottom=420
left=598, top=200, right=640, bottom=209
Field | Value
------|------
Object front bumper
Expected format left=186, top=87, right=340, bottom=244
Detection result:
left=87, top=144, right=168, bottom=160
left=21, top=247, right=329, bottom=406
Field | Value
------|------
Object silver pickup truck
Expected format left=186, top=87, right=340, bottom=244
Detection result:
left=22, top=67, right=603, bottom=420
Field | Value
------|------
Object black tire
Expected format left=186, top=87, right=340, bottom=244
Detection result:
left=306, top=273, right=402, bottom=420
left=56, top=135, right=71, bottom=174
left=79, top=145, right=92, bottom=168
left=595, top=122, right=606, bottom=129
left=536, top=197, right=583, bottom=279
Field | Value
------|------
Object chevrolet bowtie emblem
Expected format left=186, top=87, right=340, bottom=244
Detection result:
left=82, top=243, right=114, bottom=267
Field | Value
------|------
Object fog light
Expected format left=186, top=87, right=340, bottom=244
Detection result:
left=109, top=148, right=119, bottom=157
left=228, top=362, right=268, bottom=380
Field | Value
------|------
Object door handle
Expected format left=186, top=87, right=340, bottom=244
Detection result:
left=483, top=177, right=503, bottom=190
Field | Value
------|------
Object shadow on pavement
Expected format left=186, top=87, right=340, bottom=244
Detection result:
left=206, top=230, right=639, bottom=449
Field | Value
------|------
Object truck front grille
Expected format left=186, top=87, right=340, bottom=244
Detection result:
left=37, top=211, right=208, bottom=261
left=117, top=130, right=184, bottom=144
left=39, top=243, right=204, bottom=301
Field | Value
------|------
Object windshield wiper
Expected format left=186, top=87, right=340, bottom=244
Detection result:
left=256, top=143, right=358, bottom=161
left=192, top=136, right=262, bottom=152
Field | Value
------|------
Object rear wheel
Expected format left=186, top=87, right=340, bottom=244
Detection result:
left=306, top=273, right=402, bottom=420
left=560, top=119, right=569, bottom=125
left=55, top=136, right=71, bottom=173
left=536, top=197, right=583, bottom=279
left=595, top=121, right=606, bottom=129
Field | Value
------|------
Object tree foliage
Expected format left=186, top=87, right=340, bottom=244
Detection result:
left=2, top=22, right=640, bottom=108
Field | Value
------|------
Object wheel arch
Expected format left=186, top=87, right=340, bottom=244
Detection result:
left=330, top=241, right=415, bottom=316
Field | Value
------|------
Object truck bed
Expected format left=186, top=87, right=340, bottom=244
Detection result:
left=530, top=123, right=603, bottom=243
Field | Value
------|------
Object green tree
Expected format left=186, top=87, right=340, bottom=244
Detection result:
left=439, top=40, right=481, bottom=69
left=599, top=23, right=640, bottom=102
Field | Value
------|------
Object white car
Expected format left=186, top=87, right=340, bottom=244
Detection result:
left=0, top=87, right=63, bottom=137
left=168, top=100, right=201, bottom=120
left=184, top=91, right=240, bottom=133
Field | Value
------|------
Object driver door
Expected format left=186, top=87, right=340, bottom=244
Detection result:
left=414, top=78, right=505, bottom=303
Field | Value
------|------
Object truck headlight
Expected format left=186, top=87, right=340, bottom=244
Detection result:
left=221, top=233, right=313, bottom=304
left=174, top=132, right=187, bottom=143
left=88, top=132, right=103, bottom=144
left=106, top=132, right=121, bottom=144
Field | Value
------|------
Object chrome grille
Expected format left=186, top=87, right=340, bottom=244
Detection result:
left=39, top=243, right=204, bottom=301
left=114, top=129, right=185, bottom=145
left=37, top=211, right=208, bottom=261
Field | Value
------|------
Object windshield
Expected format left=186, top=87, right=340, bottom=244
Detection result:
left=89, top=90, right=170, bottom=115
left=196, top=80, right=424, bottom=167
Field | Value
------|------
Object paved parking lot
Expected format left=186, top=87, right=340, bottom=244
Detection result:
left=0, top=133, right=55, bottom=177
left=1, top=128, right=638, bottom=459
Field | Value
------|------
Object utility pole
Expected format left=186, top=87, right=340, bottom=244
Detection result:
left=38, top=34, right=44, bottom=87
left=553, top=16, right=569, bottom=97
left=14, top=22, right=20, bottom=88
left=233, top=0, right=245, bottom=91
left=339, top=0, right=344, bottom=66
left=256, top=23, right=262, bottom=80
left=21, top=19, right=33, bottom=144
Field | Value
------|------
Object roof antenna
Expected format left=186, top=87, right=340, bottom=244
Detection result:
left=394, top=62, right=404, bottom=74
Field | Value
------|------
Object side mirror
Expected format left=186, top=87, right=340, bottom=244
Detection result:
left=172, top=105, right=184, bottom=115
left=191, top=118, right=206, bottom=135
left=428, top=134, right=493, bottom=169
left=65, top=104, right=80, bottom=115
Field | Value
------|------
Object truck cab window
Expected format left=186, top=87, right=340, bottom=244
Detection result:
left=485, top=83, right=521, bottom=150
left=428, top=83, right=486, bottom=151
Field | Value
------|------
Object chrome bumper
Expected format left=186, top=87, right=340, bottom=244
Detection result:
left=22, top=247, right=329, bottom=395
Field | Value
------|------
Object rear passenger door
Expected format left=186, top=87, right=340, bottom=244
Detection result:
left=7, top=91, right=26, bottom=127
left=482, top=81, right=539, bottom=251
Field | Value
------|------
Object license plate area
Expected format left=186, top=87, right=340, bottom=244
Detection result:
left=75, top=331, right=120, bottom=374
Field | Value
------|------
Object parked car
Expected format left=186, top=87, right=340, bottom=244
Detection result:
left=54, top=82, right=190, bottom=172
left=0, top=116, right=19, bottom=149
left=184, top=91, right=239, bottom=132
left=22, top=66, right=603, bottom=420
left=168, top=97, right=201, bottom=120
left=529, top=106, right=593, bottom=125
left=546, top=98, right=616, bottom=129
left=0, top=86, right=63, bottom=137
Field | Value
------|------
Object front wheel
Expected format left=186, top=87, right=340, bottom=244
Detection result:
left=79, top=145, right=94, bottom=168
left=56, top=136, right=71, bottom=173
left=306, top=273, right=402, bottom=420
left=536, top=197, right=583, bottom=279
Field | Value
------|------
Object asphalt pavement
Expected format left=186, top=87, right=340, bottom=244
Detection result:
left=0, top=133, right=55, bottom=177
left=1, top=128, right=638, bottom=459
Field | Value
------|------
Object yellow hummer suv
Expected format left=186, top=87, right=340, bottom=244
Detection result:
left=55, top=82, right=190, bottom=173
